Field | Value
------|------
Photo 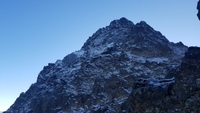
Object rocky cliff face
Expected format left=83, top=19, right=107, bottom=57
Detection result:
left=122, top=47, right=200, bottom=113
left=4, top=17, right=191, bottom=113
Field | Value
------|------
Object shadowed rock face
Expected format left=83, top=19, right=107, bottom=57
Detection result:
left=122, top=47, right=200, bottom=113
left=4, top=18, right=189, bottom=113
left=198, top=0, right=200, bottom=20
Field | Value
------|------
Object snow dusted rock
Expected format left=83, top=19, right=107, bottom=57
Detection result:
left=122, top=47, right=200, bottom=113
left=5, top=17, right=188, bottom=113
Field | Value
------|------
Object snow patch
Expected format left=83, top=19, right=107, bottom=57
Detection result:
left=74, top=50, right=85, bottom=57
left=88, top=42, right=114, bottom=56
left=147, top=57, right=168, bottom=64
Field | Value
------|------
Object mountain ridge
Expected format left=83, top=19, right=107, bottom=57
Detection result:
left=5, top=17, right=194, bottom=113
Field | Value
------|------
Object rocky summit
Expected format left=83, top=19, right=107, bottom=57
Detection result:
left=5, top=17, right=200, bottom=113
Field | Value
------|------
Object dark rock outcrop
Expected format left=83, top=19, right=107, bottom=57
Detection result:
left=198, top=0, right=200, bottom=20
left=4, top=18, right=191, bottom=113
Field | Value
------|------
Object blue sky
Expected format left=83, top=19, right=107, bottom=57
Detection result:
left=0, top=0, right=199, bottom=111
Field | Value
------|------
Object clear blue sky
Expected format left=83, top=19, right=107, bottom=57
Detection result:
left=0, top=0, right=199, bottom=111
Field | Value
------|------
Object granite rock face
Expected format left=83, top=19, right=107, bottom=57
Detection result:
left=4, top=18, right=191, bottom=113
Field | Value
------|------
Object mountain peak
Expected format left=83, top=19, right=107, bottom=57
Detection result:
left=135, top=20, right=155, bottom=31
left=5, top=18, right=190, bottom=113
left=109, top=17, right=134, bottom=29
left=138, top=21, right=149, bottom=27
left=82, top=18, right=171, bottom=55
